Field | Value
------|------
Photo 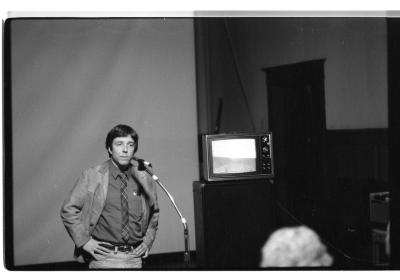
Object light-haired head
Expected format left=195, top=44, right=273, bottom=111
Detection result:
left=260, top=225, right=333, bottom=267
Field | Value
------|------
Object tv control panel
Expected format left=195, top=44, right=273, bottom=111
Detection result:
left=260, top=133, right=273, bottom=176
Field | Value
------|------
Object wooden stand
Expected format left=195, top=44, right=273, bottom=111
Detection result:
left=193, top=180, right=276, bottom=269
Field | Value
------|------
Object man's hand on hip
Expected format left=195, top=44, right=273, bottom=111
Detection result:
left=134, top=242, right=149, bottom=258
left=82, top=238, right=112, bottom=260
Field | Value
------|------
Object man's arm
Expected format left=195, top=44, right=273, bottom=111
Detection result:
left=60, top=170, right=91, bottom=248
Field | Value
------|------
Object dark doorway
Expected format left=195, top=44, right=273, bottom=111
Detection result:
left=263, top=59, right=326, bottom=235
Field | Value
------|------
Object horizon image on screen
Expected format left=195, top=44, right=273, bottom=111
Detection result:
left=211, top=138, right=256, bottom=174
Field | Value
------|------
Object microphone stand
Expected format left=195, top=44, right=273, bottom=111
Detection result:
left=142, top=163, right=191, bottom=267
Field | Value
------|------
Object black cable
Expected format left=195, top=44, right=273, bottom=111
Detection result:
left=223, top=19, right=256, bottom=132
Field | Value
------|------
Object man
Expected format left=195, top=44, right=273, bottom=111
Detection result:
left=61, top=124, right=159, bottom=269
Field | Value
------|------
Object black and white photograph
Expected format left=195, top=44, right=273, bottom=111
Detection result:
left=3, top=7, right=400, bottom=273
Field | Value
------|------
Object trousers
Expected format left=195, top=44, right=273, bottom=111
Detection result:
left=89, top=251, right=142, bottom=269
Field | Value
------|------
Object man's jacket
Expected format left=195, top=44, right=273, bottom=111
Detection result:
left=60, top=159, right=159, bottom=262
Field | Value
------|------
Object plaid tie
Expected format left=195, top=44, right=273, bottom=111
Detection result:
left=119, top=173, right=130, bottom=243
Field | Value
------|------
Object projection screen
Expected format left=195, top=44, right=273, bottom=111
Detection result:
left=8, top=18, right=198, bottom=266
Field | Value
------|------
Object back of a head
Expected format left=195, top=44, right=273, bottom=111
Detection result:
left=260, top=225, right=333, bottom=268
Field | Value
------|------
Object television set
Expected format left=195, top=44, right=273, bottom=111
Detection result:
left=201, top=132, right=274, bottom=181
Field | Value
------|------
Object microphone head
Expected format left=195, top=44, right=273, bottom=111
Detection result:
left=132, top=157, right=151, bottom=170
left=137, top=159, right=146, bottom=171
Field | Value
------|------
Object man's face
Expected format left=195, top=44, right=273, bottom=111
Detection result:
left=108, top=135, right=136, bottom=166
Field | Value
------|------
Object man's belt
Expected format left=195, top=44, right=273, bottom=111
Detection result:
left=100, top=243, right=139, bottom=253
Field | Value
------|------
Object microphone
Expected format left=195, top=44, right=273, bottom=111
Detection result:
left=132, top=157, right=152, bottom=170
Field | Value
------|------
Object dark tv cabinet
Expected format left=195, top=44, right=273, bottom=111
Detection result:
left=193, top=180, right=276, bottom=269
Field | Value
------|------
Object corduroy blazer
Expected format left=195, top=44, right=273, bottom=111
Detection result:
left=60, top=159, right=159, bottom=262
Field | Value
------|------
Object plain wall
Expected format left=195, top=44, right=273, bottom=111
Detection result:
left=205, top=18, right=388, bottom=131
left=10, top=18, right=198, bottom=266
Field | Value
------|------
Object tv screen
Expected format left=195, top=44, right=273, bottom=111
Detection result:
left=211, top=139, right=256, bottom=174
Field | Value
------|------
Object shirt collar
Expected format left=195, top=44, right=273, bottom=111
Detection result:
left=108, top=159, right=131, bottom=180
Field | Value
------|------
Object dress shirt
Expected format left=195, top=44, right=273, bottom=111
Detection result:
left=92, top=159, right=143, bottom=245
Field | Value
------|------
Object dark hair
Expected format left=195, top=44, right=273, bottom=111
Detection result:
left=105, top=124, right=139, bottom=156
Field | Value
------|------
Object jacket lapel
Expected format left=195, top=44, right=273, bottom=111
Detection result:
left=95, top=161, right=109, bottom=214
left=130, top=160, right=155, bottom=203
